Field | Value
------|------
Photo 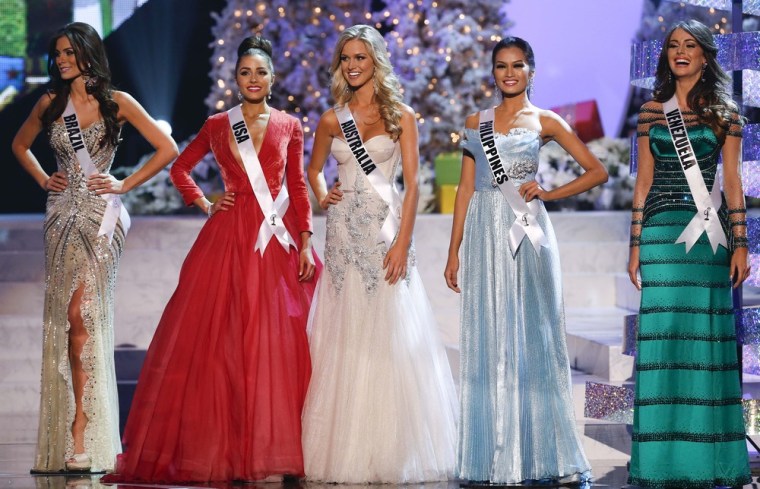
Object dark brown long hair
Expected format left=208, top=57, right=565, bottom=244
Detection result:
left=653, top=20, right=737, bottom=141
left=41, top=22, right=120, bottom=147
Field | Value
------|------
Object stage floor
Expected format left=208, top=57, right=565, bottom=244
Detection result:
left=1, top=444, right=758, bottom=489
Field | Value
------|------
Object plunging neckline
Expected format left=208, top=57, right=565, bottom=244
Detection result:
left=228, top=111, right=271, bottom=175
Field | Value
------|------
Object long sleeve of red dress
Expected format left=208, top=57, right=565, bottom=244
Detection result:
left=169, top=119, right=212, bottom=206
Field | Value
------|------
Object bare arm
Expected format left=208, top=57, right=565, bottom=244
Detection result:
left=88, top=91, right=178, bottom=195
left=306, top=110, right=340, bottom=209
left=444, top=113, right=478, bottom=293
left=382, top=106, right=419, bottom=285
left=11, top=94, right=66, bottom=191
left=521, top=110, right=608, bottom=202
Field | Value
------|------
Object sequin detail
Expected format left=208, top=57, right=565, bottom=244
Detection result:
left=636, top=362, right=739, bottom=371
left=35, top=119, right=123, bottom=472
left=637, top=332, right=736, bottom=341
left=635, top=397, right=742, bottom=407
left=631, top=432, right=746, bottom=443
left=628, top=475, right=752, bottom=489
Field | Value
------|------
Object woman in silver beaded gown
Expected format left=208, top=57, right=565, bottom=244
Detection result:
left=444, top=37, right=607, bottom=485
left=11, top=23, right=178, bottom=473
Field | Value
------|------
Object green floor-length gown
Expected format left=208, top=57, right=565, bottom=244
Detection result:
left=628, top=102, right=751, bottom=489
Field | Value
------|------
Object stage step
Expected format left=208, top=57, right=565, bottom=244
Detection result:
left=566, top=307, right=634, bottom=382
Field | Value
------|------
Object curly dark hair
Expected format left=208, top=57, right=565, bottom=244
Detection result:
left=652, top=19, right=738, bottom=142
left=41, top=22, right=120, bottom=148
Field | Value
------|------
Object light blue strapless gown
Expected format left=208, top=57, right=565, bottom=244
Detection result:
left=457, top=128, right=590, bottom=484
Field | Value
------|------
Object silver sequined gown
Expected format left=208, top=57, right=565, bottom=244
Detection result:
left=457, top=128, right=589, bottom=483
left=34, top=120, right=124, bottom=472
left=301, top=135, right=457, bottom=483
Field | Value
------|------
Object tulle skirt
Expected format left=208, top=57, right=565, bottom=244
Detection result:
left=302, top=263, right=458, bottom=483
left=102, top=195, right=320, bottom=483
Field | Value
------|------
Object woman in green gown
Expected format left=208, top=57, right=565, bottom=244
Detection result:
left=627, top=20, right=751, bottom=488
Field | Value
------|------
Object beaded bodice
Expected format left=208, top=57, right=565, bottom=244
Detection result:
left=325, top=135, right=413, bottom=295
left=461, top=127, right=541, bottom=191
left=637, top=106, right=742, bottom=223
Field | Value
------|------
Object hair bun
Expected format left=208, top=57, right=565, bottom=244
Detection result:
left=237, top=36, right=273, bottom=58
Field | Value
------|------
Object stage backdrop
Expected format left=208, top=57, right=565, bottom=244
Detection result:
left=507, top=0, right=644, bottom=137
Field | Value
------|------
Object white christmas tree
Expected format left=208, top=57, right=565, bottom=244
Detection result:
left=372, top=0, right=511, bottom=165
left=205, top=0, right=368, bottom=161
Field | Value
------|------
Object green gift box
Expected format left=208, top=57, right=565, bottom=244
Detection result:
left=434, top=152, right=461, bottom=186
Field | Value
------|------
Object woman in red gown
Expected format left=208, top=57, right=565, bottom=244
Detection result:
left=102, top=36, right=320, bottom=483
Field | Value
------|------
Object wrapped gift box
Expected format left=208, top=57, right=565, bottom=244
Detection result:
left=434, top=152, right=462, bottom=186
left=550, top=99, right=604, bottom=143
left=437, top=184, right=458, bottom=214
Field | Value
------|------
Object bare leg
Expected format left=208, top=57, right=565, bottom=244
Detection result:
left=68, top=285, right=89, bottom=456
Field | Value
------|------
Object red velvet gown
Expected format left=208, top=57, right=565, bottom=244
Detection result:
left=102, top=109, right=320, bottom=483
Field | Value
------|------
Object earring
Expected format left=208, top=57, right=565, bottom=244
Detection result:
left=667, top=71, right=672, bottom=84
left=267, top=91, right=272, bottom=101
left=237, top=91, right=243, bottom=101
left=528, top=78, right=534, bottom=98
left=84, top=75, right=98, bottom=93
left=701, top=64, right=707, bottom=82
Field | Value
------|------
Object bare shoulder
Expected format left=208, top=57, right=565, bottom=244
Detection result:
left=111, top=90, right=135, bottom=106
left=111, top=90, right=142, bottom=117
left=37, top=92, right=54, bottom=110
left=317, top=107, right=341, bottom=136
left=464, top=112, right=479, bottom=130
left=538, top=108, right=570, bottom=136
left=399, top=103, right=417, bottom=125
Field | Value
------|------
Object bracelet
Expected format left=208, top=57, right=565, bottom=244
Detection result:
left=630, top=235, right=641, bottom=248
left=728, top=208, right=747, bottom=215
left=632, top=207, right=644, bottom=212
left=207, top=204, right=214, bottom=218
left=730, top=220, right=747, bottom=227
left=631, top=219, right=643, bottom=225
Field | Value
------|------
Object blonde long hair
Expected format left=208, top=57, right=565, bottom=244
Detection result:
left=330, top=25, right=404, bottom=141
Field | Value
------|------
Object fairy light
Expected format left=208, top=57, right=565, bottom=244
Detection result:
left=217, top=79, right=225, bottom=88
left=218, top=56, right=225, bottom=63
left=234, top=9, right=241, bottom=17
left=246, top=10, right=252, bottom=16
left=216, top=100, right=225, bottom=110
left=217, top=39, right=224, bottom=45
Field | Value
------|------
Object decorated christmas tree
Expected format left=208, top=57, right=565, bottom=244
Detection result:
left=372, top=0, right=511, bottom=166
left=206, top=1, right=368, bottom=156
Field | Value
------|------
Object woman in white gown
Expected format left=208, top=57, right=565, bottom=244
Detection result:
left=302, top=24, right=457, bottom=483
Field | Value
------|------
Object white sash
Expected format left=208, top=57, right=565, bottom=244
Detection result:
left=228, top=105, right=295, bottom=255
left=62, top=98, right=130, bottom=243
left=478, top=108, right=548, bottom=257
left=334, top=105, right=402, bottom=248
left=662, top=96, right=726, bottom=253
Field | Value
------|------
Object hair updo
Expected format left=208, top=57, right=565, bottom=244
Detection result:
left=236, top=36, right=274, bottom=74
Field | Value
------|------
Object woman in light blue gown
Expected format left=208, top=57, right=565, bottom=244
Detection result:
left=444, top=36, right=608, bottom=485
